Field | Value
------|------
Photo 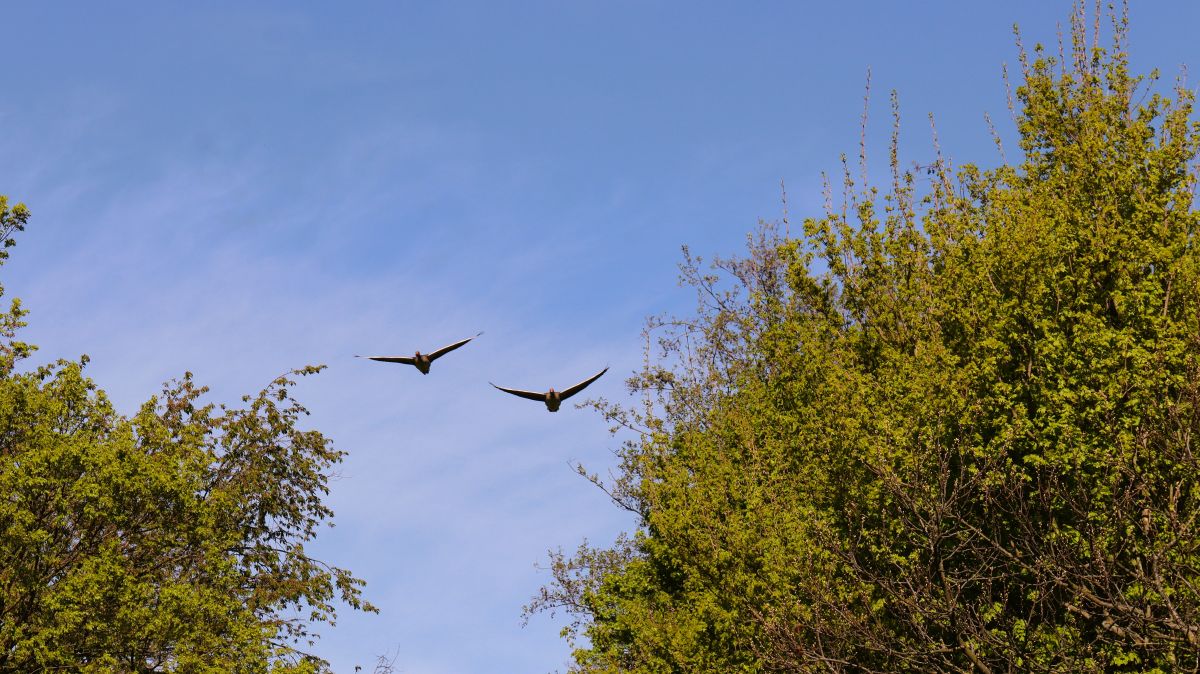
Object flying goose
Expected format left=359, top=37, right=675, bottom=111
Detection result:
left=356, top=332, right=482, bottom=374
left=491, top=366, right=609, bottom=412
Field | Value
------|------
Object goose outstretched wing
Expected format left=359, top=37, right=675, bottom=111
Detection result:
left=427, top=332, right=484, bottom=361
left=559, top=366, right=609, bottom=400
left=491, top=383, right=547, bottom=402
left=356, top=355, right=417, bottom=365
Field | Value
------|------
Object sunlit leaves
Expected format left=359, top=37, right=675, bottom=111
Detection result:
left=0, top=273, right=372, bottom=671
left=533, top=3, right=1200, bottom=672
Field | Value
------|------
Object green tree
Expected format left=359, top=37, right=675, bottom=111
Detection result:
left=0, top=196, right=375, bottom=672
left=530, top=5, right=1200, bottom=672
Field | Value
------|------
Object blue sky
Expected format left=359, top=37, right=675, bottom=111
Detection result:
left=0, top=2, right=1196, bottom=672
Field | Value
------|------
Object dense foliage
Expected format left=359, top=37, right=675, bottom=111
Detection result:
left=0, top=197, right=373, bottom=671
left=531, top=8, right=1200, bottom=673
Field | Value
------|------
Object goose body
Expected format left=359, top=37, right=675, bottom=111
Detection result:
left=356, top=332, right=482, bottom=374
left=491, top=366, right=609, bottom=412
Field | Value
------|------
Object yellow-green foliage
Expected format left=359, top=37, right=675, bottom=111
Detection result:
left=0, top=199, right=373, bottom=672
left=531, top=7, right=1200, bottom=673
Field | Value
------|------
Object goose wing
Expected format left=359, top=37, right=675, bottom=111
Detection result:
left=356, top=355, right=417, bottom=365
left=427, top=331, right=484, bottom=362
left=491, top=383, right=547, bottom=403
left=559, top=366, right=609, bottom=401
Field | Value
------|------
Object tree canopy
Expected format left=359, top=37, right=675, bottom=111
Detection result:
left=0, top=196, right=373, bottom=671
left=530, top=6, right=1200, bottom=673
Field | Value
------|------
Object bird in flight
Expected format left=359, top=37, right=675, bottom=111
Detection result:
left=356, top=332, right=483, bottom=374
left=491, top=366, right=609, bottom=412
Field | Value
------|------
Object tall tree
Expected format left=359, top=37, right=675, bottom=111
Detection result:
left=530, top=4, right=1200, bottom=672
left=0, top=196, right=374, bottom=672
